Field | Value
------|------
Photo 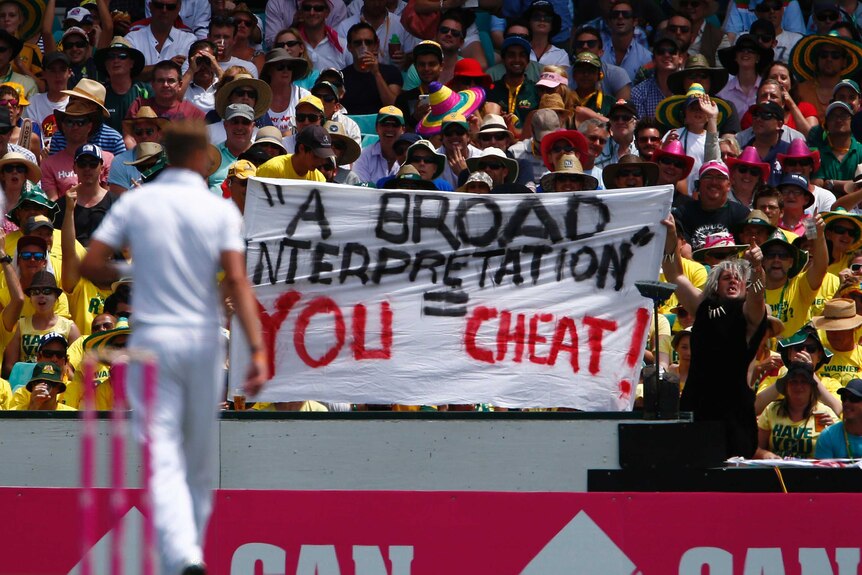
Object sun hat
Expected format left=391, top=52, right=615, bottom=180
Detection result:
left=60, top=79, right=110, bottom=118
left=725, top=146, right=770, bottom=183
left=540, top=153, right=599, bottom=192
left=540, top=129, right=590, bottom=171
left=0, top=82, right=27, bottom=106
left=789, top=33, right=862, bottom=82
left=7, top=0, right=44, bottom=42
left=382, top=164, right=438, bottom=190
left=94, top=36, right=145, bottom=78
left=655, top=83, right=731, bottom=128
left=812, top=298, right=862, bottom=331
left=7, top=186, right=58, bottom=225
left=474, top=113, right=514, bottom=141
left=412, top=40, right=444, bottom=61
left=777, top=325, right=833, bottom=369
left=0, top=151, right=40, bottom=182
left=83, top=317, right=131, bottom=353
left=456, top=171, right=493, bottom=193
left=759, top=229, right=809, bottom=278
left=417, top=81, right=485, bottom=137
left=732, top=209, right=776, bottom=236
left=54, top=99, right=104, bottom=132
left=691, top=232, right=749, bottom=263
left=838, top=379, right=862, bottom=401
left=405, top=139, right=445, bottom=179
left=123, top=142, right=163, bottom=166
left=651, top=139, right=695, bottom=178
left=536, top=70, right=567, bottom=89
left=775, top=361, right=819, bottom=396
left=601, top=154, right=659, bottom=188
left=253, top=126, right=288, bottom=154
left=262, top=48, right=310, bottom=80
left=777, top=138, right=821, bottom=173
left=671, top=326, right=692, bottom=349
left=227, top=159, right=256, bottom=180
left=822, top=207, right=862, bottom=251
left=214, top=74, right=272, bottom=120
left=777, top=172, right=815, bottom=209
left=324, top=120, right=361, bottom=165
left=717, top=33, right=774, bottom=75
left=446, top=58, right=492, bottom=90
left=466, top=147, right=519, bottom=183
left=26, top=362, right=66, bottom=393
left=23, top=215, right=54, bottom=234
left=523, top=0, right=561, bottom=37
left=121, top=106, right=168, bottom=132
left=538, top=93, right=571, bottom=118
left=26, top=270, right=62, bottom=296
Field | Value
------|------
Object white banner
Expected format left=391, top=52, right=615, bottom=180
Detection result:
left=230, top=180, right=673, bottom=410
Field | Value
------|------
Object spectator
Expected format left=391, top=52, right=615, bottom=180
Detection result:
left=127, top=60, right=205, bottom=122
left=667, top=54, right=741, bottom=135
left=569, top=51, right=611, bottom=120
left=668, top=327, right=691, bottom=388
left=0, top=151, right=38, bottom=208
left=403, top=12, right=469, bottom=92
left=741, top=78, right=816, bottom=138
left=256, top=124, right=334, bottom=181
left=265, top=0, right=348, bottom=47
left=485, top=34, right=538, bottom=131
left=208, top=73, right=272, bottom=144
left=508, top=110, right=561, bottom=189
left=395, top=41, right=443, bottom=128
left=634, top=117, right=664, bottom=161
left=0, top=83, right=38, bottom=158
left=208, top=103, right=255, bottom=190
left=181, top=40, right=222, bottom=115
left=812, top=298, right=862, bottom=386
left=777, top=139, right=835, bottom=215
left=94, top=37, right=150, bottom=134
left=1, top=0, right=43, bottom=89
left=726, top=146, right=770, bottom=208
left=448, top=58, right=493, bottom=94
left=734, top=209, right=776, bottom=247
left=753, top=2, right=802, bottom=64
left=248, top=126, right=288, bottom=161
left=725, top=0, right=806, bottom=42
left=44, top=79, right=121, bottom=156
left=466, top=148, right=519, bottom=188
left=224, top=159, right=255, bottom=213
left=54, top=145, right=118, bottom=246
left=0, top=29, right=35, bottom=99
left=720, top=134, right=741, bottom=163
left=570, top=25, right=631, bottom=101
left=670, top=0, right=725, bottom=65
left=661, top=13, right=694, bottom=63
left=381, top=164, right=437, bottom=191
left=600, top=0, right=652, bottom=81
left=42, top=100, right=115, bottom=199
left=378, top=139, right=448, bottom=190
left=433, top=113, right=480, bottom=189
left=775, top=171, right=817, bottom=237
left=295, top=0, right=349, bottom=71
left=792, top=34, right=862, bottom=124
left=7, top=331, right=71, bottom=410
left=504, top=0, right=572, bottom=48
left=23, top=362, right=76, bottom=411
left=311, top=80, right=360, bottom=146
left=717, top=35, right=774, bottom=121
left=822, top=209, right=862, bottom=274
left=576, top=117, right=609, bottom=187
left=601, top=154, right=659, bottom=190
left=339, top=22, right=402, bottom=114
left=207, top=14, right=257, bottom=79
left=60, top=27, right=98, bottom=88
left=523, top=0, right=569, bottom=70
left=631, top=36, right=685, bottom=122
left=125, top=0, right=196, bottom=79
left=753, top=186, right=789, bottom=235
left=108, top=108, right=166, bottom=193
left=261, top=48, right=311, bottom=135
left=417, top=81, right=484, bottom=139
left=322, top=121, right=361, bottom=185
left=230, top=4, right=264, bottom=74
left=815, top=378, right=862, bottom=458
left=23, top=53, right=71, bottom=129
left=270, top=28, right=319, bottom=89
left=597, top=99, right=638, bottom=168
left=282, top=95, right=326, bottom=153
left=456, top=171, right=493, bottom=194
left=335, top=0, right=414, bottom=68
left=540, top=153, right=599, bottom=192
left=812, top=101, right=862, bottom=193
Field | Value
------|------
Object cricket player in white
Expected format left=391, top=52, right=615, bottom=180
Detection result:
left=81, top=121, right=268, bottom=575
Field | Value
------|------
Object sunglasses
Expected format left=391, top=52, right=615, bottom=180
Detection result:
left=479, top=133, right=509, bottom=142
left=352, top=39, right=375, bottom=46
left=2, top=164, right=26, bottom=174
left=19, top=251, right=46, bottom=261
left=792, top=343, right=820, bottom=354
left=611, top=114, right=634, bottom=122
left=76, top=159, right=101, bottom=169
left=852, top=263, right=862, bottom=272
left=752, top=111, right=779, bottom=120
left=616, top=168, right=643, bottom=178
left=763, top=250, right=792, bottom=260
left=782, top=158, right=811, bottom=168
left=28, top=287, right=57, bottom=296
left=274, top=40, right=302, bottom=49
left=295, top=113, right=321, bottom=123
left=92, top=322, right=115, bottom=332
left=531, top=13, right=553, bottom=22
left=105, top=52, right=130, bottom=60
left=39, top=349, right=66, bottom=359
left=232, top=88, right=258, bottom=98
left=755, top=2, right=782, bottom=12
left=0, top=99, right=18, bottom=107
left=819, top=50, right=845, bottom=59
left=438, top=25, right=463, bottom=38
left=552, top=143, right=575, bottom=153
left=654, top=46, right=679, bottom=56
left=272, top=62, right=296, bottom=72
left=133, top=127, right=156, bottom=137
left=312, top=92, right=336, bottom=102
left=235, top=18, right=254, bottom=27
left=574, top=39, right=599, bottom=49
left=479, top=162, right=505, bottom=170
left=667, top=24, right=691, bottom=33
left=755, top=33, right=775, bottom=43
left=816, top=11, right=840, bottom=21
left=64, top=40, right=88, bottom=49
left=658, top=156, right=687, bottom=169
left=828, top=224, right=858, bottom=236
left=734, top=165, right=763, bottom=176
left=678, top=0, right=702, bottom=6
left=443, top=127, right=467, bottom=136
left=151, top=0, right=179, bottom=10
left=638, top=135, right=661, bottom=143
left=63, top=117, right=92, bottom=127
left=302, top=3, right=327, bottom=11
left=0, top=45, right=9, bottom=53
left=411, top=155, right=436, bottom=164
left=609, top=9, right=633, bottom=18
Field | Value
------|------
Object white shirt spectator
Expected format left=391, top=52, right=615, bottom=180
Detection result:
left=436, top=143, right=481, bottom=189
left=265, top=0, right=348, bottom=46
left=184, top=82, right=217, bottom=114
left=773, top=31, right=803, bottom=64
left=267, top=85, right=311, bottom=135
left=24, top=94, right=68, bottom=126
left=348, top=0, right=406, bottom=17
left=306, top=34, right=350, bottom=72
left=530, top=45, right=570, bottom=70
left=145, top=0, right=211, bottom=39
left=353, top=141, right=398, bottom=184
left=207, top=122, right=259, bottom=146
left=126, top=25, right=197, bottom=66
left=335, top=14, right=418, bottom=67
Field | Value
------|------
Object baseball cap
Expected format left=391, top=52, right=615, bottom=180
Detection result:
left=228, top=159, right=256, bottom=179
left=609, top=99, right=637, bottom=117
left=839, top=378, right=862, bottom=400
left=573, top=51, right=603, bottom=69
left=319, top=68, right=344, bottom=86
left=377, top=105, right=405, bottom=125
left=40, top=332, right=69, bottom=350
left=698, top=160, right=729, bottom=178
left=64, top=6, right=93, bottom=23
left=826, top=100, right=854, bottom=118
left=413, top=40, right=444, bottom=61
left=24, top=215, right=54, bottom=233
left=295, top=125, right=335, bottom=158
left=311, top=80, right=339, bottom=101
left=778, top=172, right=809, bottom=192
left=74, top=143, right=103, bottom=162
left=441, top=112, right=468, bottom=131
left=62, top=26, right=89, bottom=44
left=753, top=101, right=784, bottom=120
left=834, top=79, right=861, bottom=96
left=296, top=94, right=324, bottom=114
left=501, top=35, right=532, bottom=56
left=43, top=52, right=71, bottom=68
left=224, top=103, right=255, bottom=121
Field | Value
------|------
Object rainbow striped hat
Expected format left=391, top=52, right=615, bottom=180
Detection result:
left=417, top=82, right=485, bottom=137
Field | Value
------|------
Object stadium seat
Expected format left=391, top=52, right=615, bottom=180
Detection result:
left=361, top=134, right=379, bottom=148
left=347, top=114, right=378, bottom=136
left=8, top=362, right=36, bottom=392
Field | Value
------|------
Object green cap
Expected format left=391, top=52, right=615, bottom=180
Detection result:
left=26, top=361, right=66, bottom=392
left=573, top=51, right=602, bottom=69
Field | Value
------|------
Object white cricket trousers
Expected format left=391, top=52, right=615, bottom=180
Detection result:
left=127, top=324, right=224, bottom=575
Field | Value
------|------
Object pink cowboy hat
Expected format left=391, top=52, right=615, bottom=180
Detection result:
left=691, top=232, right=749, bottom=263
left=652, top=139, right=694, bottom=178
left=725, top=146, right=770, bottom=183
left=417, top=82, right=485, bottom=137
left=777, top=138, right=821, bottom=173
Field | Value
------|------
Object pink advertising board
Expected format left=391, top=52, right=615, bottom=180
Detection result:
left=3, top=488, right=860, bottom=574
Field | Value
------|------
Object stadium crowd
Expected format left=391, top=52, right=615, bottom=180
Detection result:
left=0, top=0, right=862, bottom=459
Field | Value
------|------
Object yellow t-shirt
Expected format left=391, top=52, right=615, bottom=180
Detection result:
left=10, top=370, right=72, bottom=410
left=659, top=257, right=708, bottom=315
left=4, top=229, right=89, bottom=287
left=766, top=272, right=819, bottom=338
left=18, top=315, right=74, bottom=363
left=827, top=254, right=852, bottom=277
left=817, top=340, right=862, bottom=391
left=67, top=279, right=112, bottom=337
left=61, top=364, right=113, bottom=410
left=757, top=402, right=838, bottom=458
left=0, top=271, right=72, bottom=320
left=255, top=154, right=326, bottom=181
left=0, top=377, right=11, bottom=409
left=811, top=273, right=840, bottom=319
left=251, top=400, right=329, bottom=411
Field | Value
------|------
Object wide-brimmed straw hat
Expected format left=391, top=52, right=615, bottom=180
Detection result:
left=538, top=93, right=570, bottom=117
left=417, top=81, right=485, bottom=137
left=822, top=207, right=862, bottom=251
left=61, top=79, right=109, bottom=118
left=123, top=142, right=163, bottom=166
left=466, top=147, right=519, bottom=183
left=655, top=83, right=731, bottom=128
left=253, top=126, right=288, bottom=154
left=324, top=120, right=361, bottom=166
left=732, top=209, right=776, bottom=237
left=601, top=154, right=659, bottom=188
left=691, top=232, right=749, bottom=263
left=539, top=129, right=590, bottom=171
left=215, top=74, right=272, bottom=120
left=667, top=54, right=729, bottom=95
left=94, top=36, right=145, bottom=78
left=405, top=139, right=446, bottom=179
left=540, top=153, right=599, bottom=191
left=725, top=146, right=770, bottom=183
left=789, top=33, right=862, bottom=82
left=83, top=317, right=131, bottom=353
left=777, top=138, right=821, bottom=173
left=0, top=151, right=40, bottom=182
left=121, top=106, right=168, bottom=132
left=717, top=33, right=774, bottom=76
left=812, top=298, right=862, bottom=331
left=760, top=229, right=809, bottom=278
left=53, top=99, right=104, bottom=130
left=652, top=139, right=695, bottom=177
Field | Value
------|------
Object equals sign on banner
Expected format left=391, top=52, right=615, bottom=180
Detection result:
left=423, top=290, right=469, bottom=317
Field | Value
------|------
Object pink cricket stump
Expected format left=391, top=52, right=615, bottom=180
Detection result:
left=80, top=360, right=97, bottom=575
left=111, top=362, right=128, bottom=575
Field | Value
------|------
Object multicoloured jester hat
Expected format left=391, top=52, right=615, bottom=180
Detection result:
left=417, top=81, right=485, bottom=137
